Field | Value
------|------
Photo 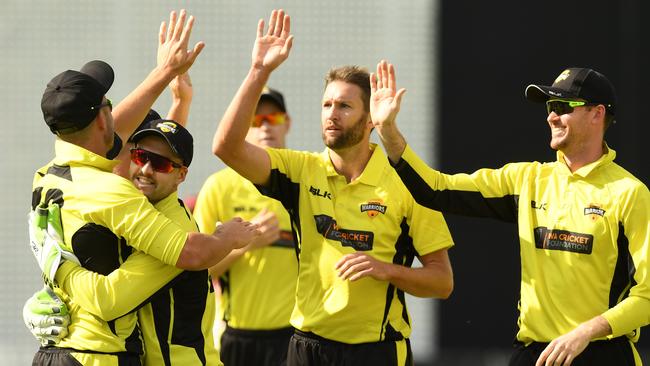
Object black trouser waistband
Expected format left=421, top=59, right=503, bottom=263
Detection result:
left=225, top=325, right=295, bottom=339
left=294, top=329, right=406, bottom=346
left=38, top=346, right=140, bottom=358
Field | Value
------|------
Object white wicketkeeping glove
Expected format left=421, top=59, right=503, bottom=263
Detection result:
left=28, top=202, right=79, bottom=285
left=23, top=286, right=70, bottom=346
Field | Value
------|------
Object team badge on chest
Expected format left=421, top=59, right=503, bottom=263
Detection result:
left=584, top=203, right=605, bottom=221
left=360, top=200, right=387, bottom=218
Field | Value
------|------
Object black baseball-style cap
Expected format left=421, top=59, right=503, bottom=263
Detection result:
left=259, top=86, right=287, bottom=112
left=41, top=60, right=115, bottom=134
left=130, top=119, right=194, bottom=167
left=525, top=67, right=617, bottom=116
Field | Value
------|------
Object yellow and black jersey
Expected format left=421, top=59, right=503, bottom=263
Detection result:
left=394, top=144, right=650, bottom=344
left=194, top=168, right=297, bottom=330
left=57, top=192, right=220, bottom=365
left=32, top=139, right=188, bottom=357
left=261, top=144, right=454, bottom=344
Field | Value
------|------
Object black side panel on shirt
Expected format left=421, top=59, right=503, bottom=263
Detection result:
left=609, top=222, right=636, bottom=309
left=381, top=218, right=417, bottom=342
left=150, top=270, right=211, bottom=365
left=170, top=270, right=209, bottom=364
left=257, top=169, right=303, bottom=258
left=71, top=224, right=126, bottom=275
left=394, top=160, right=519, bottom=223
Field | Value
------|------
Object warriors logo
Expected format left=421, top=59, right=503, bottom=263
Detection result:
left=360, top=200, right=387, bottom=218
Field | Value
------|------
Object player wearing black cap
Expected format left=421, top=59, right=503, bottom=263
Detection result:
left=375, top=64, right=650, bottom=366
left=29, top=10, right=259, bottom=366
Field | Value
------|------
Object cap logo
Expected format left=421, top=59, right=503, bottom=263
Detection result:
left=157, top=121, right=178, bottom=134
left=554, top=69, right=571, bottom=84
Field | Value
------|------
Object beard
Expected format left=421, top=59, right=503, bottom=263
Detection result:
left=322, top=113, right=368, bottom=150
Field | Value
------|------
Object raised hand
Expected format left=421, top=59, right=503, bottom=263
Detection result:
left=157, top=9, right=205, bottom=77
left=251, top=9, right=294, bottom=73
left=370, top=60, right=406, bottom=131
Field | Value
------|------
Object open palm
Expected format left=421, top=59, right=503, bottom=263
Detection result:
left=370, top=60, right=406, bottom=129
left=252, top=9, right=294, bottom=72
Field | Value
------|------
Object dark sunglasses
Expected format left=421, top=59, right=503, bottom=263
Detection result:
left=251, top=112, right=286, bottom=127
left=130, top=148, right=182, bottom=173
left=545, top=99, right=597, bottom=115
left=91, top=98, right=113, bottom=112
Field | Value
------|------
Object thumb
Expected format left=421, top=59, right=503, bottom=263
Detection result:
left=393, top=88, right=407, bottom=110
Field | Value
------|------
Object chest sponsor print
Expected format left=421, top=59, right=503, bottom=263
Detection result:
left=314, top=214, right=373, bottom=251
left=534, top=227, right=594, bottom=254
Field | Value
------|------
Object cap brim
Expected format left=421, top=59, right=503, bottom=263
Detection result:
left=80, top=60, right=114, bottom=93
left=525, top=84, right=580, bottom=103
left=130, top=129, right=183, bottom=162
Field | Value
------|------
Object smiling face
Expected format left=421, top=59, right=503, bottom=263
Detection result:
left=546, top=102, right=600, bottom=155
left=129, top=135, right=187, bottom=203
left=320, top=80, right=371, bottom=150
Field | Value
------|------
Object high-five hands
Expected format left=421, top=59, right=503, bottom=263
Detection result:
left=157, top=9, right=205, bottom=77
left=252, top=9, right=294, bottom=72
left=370, top=60, right=406, bottom=134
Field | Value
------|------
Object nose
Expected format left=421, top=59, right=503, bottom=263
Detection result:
left=547, top=111, right=560, bottom=125
left=140, top=161, right=154, bottom=175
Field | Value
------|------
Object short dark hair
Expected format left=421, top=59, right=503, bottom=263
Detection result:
left=325, top=66, right=371, bottom=112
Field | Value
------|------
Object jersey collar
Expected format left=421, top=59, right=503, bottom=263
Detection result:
left=556, top=143, right=616, bottom=178
left=153, top=190, right=179, bottom=211
left=54, top=138, right=119, bottom=172
left=321, top=143, right=386, bottom=186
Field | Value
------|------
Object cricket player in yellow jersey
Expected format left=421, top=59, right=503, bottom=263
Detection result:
left=194, top=87, right=297, bottom=366
left=212, top=10, right=454, bottom=366
left=28, top=10, right=259, bottom=365
left=374, top=64, right=650, bottom=366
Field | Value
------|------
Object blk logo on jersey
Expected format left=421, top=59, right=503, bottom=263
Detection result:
left=584, top=204, right=605, bottom=221
left=534, top=227, right=593, bottom=254
left=360, top=200, right=387, bottom=217
left=531, top=200, right=547, bottom=210
left=309, top=186, right=332, bottom=200
left=314, top=214, right=373, bottom=251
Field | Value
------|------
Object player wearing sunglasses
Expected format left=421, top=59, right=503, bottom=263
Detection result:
left=374, top=66, right=650, bottom=366
left=26, top=11, right=259, bottom=365
left=194, top=87, right=298, bottom=366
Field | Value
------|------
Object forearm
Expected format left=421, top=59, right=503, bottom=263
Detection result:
left=212, top=66, right=270, bottom=159
left=175, top=232, right=236, bottom=270
left=56, top=260, right=180, bottom=321
left=112, top=66, right=175, bottom=142
left=386, top=261, right=453, bottom=298
left=167, top=98, right=191, bottom=126
left=574, top=315, right=612, bottom=340
left=377, top=125, right=407, bottom=164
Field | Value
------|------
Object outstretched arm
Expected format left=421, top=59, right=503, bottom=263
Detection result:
left=212, top=9, right=293, bottom=185
left=113, top=9, right=204, bottom=143
left=370, top=60, right=407, bottom=163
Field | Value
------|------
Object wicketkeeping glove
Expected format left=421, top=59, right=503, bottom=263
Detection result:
left=28, top=202, right=79, bottom=285
left=23, top=286, right=70, bottom=346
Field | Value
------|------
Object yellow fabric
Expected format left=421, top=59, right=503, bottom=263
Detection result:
left=264, top=144, right=453, bottom=344
left=58, top=192, right=220, bottom=365
left=194, top=168, right=297, bottom=330
left=398, top=144, right=650, bottom=346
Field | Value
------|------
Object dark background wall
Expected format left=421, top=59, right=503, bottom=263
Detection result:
left=435, top=0, right=649, bottom=363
